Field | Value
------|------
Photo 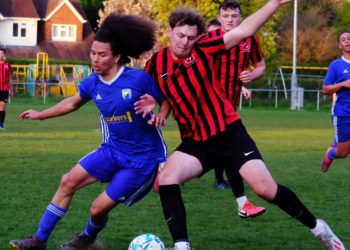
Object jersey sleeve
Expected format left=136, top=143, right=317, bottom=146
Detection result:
left=324, top=62, right=337, bottom=85
left=195, top=30, right=226, bottom=55
left=78, top=75, right=94, bottom=100
left=250, top=34, right=264, bottom=63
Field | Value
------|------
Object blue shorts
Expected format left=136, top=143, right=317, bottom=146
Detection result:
left=332, top=116, right=350, bottom=143
left=79, top=146, right=158, bottom=206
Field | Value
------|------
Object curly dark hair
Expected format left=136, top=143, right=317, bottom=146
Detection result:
left=94, top=13, right=157, bottom=64
left=168, top=7, right=206, bottom=36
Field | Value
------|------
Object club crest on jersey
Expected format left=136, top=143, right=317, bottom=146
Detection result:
left=122, top=88, right=132, bottom=100
left=243, top=41, right=250, bottom=52
left=184, top=54, right=197, bottom=67
left=343, top=69, right=349, bottom=74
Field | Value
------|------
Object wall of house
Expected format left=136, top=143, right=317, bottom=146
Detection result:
left=0, top=19, right=37, bottom=46
left=43, top=3, right=83, bottom=42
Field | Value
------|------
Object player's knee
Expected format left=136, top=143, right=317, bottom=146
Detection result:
left=252, top=183, right=276, bottom=201
left=90, top=202, right=105, bottom=219
left=59, top=173, right=78, bottom=192
left=337, top=148, right=350, bottom=158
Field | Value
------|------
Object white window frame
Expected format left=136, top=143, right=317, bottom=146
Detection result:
left=52, top=24, right=77, bottom=41
left=12, top=22, right=28, bottom=38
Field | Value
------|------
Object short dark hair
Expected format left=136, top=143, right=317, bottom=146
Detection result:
left=219, top=0, right=241, bottom=12
left=94, top=13, right=156, bottom=64
left=208, top=19, right=221, bottom=28
left=338, top=30, right=350, bottom=41
left=0, top=48, right=6, bottom=54
left=169, top=7, right=207, bottom=36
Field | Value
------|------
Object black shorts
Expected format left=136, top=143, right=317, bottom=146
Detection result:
left=0, top=91, right=9, bottom=102
left=176, top=119, right=263, bottom=176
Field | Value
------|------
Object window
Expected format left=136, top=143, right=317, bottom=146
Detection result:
left=52, top=24, right=77, bottom=41
left=13, top=22, right=27, bottom=38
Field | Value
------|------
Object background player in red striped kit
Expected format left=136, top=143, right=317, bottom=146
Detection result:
left=211, top=0, right=267, bottom=219
left=0, top=48, right=13, bottom=129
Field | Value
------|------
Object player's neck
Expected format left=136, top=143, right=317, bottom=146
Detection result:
left=343, top=51, right=350, bottom=61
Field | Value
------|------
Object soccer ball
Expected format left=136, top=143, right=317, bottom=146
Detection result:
left=128, top=233, right=165, bottom=250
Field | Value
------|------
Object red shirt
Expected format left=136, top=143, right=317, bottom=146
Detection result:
left=145, top=31, right=240, bottom=141
left=0, top=61, right=12, bottom=91
left=211, top=28, right=264, bottom=108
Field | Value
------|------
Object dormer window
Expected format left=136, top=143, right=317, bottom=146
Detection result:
left=52, top=24, right=77, bottom=41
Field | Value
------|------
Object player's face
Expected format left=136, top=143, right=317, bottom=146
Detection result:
left=218, top=8, right=241, bottom=33
left=169, top=25, right=198, bottom=60
left=339, top=32, right=350, bottom=53
left=90, top=41, right=120, bottom=80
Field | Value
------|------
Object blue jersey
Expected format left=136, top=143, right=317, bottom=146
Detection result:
left=78, top=66, right=167, bottom=164
left=324, top=56, right=350, bottom=116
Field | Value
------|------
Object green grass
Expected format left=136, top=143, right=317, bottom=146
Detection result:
left=1, top=99, right=349, bottom=250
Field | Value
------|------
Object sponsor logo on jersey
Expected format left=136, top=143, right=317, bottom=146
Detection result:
left=122, top=88, right=132, bottom=100
left=105, top=111, right=133, bottom=123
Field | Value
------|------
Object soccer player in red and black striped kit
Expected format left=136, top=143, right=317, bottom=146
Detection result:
left=0, top=48, right=13, bottom=129
left=208, top=1, right=267, bottom=219
left=142, top=0, right=345, bottom=249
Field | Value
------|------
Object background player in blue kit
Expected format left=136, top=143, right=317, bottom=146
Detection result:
left=10, top=13, right=167, bottom=250
left=321, top=30, right=350, bottom=172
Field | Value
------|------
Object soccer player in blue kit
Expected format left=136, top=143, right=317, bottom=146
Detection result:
left=321, top=30, right=350, bottom=172
left=9, top=13, right=167, bottom=250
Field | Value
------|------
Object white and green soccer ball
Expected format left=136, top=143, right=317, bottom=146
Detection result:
left=128, top=233, right=165, bottom=250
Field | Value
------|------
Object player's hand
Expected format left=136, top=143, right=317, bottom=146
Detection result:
left=147, top=113, right=167, bottom=126
left=239, top=70, right=254, bottom=83
left=19, top=109, right=41, bottom=120
left=241, top=87, right=251, bottom=100
left=134, top=94, right=157, bottom=118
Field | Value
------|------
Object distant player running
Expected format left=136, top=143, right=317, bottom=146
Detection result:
left=9, top=13, right=167, bottom=250
left=321, top=30, right=350, bottom=172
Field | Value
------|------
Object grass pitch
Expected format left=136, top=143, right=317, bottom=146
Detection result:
left=1, top=98, right=349, bottom=250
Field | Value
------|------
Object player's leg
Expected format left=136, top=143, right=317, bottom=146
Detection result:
left=60, top=160, right=158, bottom=250
left=9, top=164, right=97, bottom=250
left=60, top=191, right=115, bottom=250
left=213, top=165, right=230, bottom=189
left=322, top=116, right=350, bottom=172
left=158, top=150, right=203, bottom=250
left=225, top=170, right=266, bottom=218
left=0, top=92, right=7, bottom=128
left=240, top=159, right=345, bottom=249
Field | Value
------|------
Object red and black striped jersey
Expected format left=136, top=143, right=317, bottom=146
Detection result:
left=145, top=31, right=240, bottom=141
left=0, top=61, right=12, bottom=91
left=210, top=28, right=264, bottom=109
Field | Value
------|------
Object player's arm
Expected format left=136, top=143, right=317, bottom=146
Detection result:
left=240, top=60, right=266, bottom=83
left=322, top=79, right=350, bottom=95
left=223, top=0, right=290, bottom=50
left=148, top=99, right=172, bottom=126
left=19, top=93, right=86, bottom=120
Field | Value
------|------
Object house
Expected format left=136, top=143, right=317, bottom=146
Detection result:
left=0, top=0, right=94, bottom=61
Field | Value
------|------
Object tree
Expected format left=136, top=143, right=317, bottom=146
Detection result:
left=80, top=0, right=104, bottom=30
left=278, top=6, right=339, bottom=63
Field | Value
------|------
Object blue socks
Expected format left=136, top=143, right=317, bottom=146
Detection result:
left=35, top=202, right=67, bottom=241
left=82, top=217, right=108, bottom=241
left=327, top=147, right=336, bottom=160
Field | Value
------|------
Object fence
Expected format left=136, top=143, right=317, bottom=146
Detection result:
left=238, top=88, right=332, bottom=111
